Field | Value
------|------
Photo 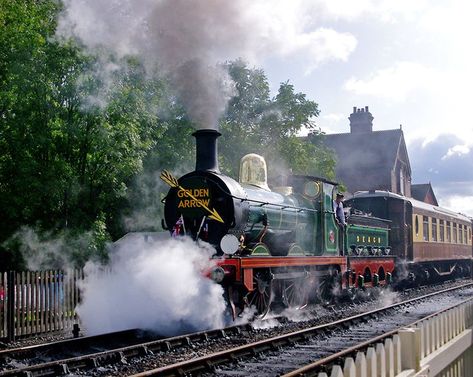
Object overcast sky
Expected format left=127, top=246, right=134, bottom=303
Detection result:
left=255, top=0, right=473, bottom=217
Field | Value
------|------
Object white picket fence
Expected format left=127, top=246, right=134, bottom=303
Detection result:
left=312, top=299, right=473, bottom=377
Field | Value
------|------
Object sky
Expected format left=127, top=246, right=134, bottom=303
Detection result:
left=56, top=0, right=473, bottom=218
left=255, top=0, right=473, bottom=217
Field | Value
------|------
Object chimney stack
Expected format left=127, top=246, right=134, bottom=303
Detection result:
left=193, top=129, right=221, bottom=172
left=349, top=106, right=374, bottom=133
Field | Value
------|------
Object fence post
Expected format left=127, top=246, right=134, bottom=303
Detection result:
left=355, top=351, right=367, bottom=376
left=366, top=346, right=377, bottom=377
left=330, top=365, right=344, bottom=377
left=343, top=357, right=356, bottom=377
left=399, top=327, right=421, bottom=371
left=392, top=334, right=402, bottom=374
left=376, top=343, right=386, bottom=377
left=6, top=271, right=15, bottom=342
left=384, top=338, right=394, bottom=377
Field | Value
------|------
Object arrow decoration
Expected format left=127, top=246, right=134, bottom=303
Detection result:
left=160, top=170, right=179, bottom=188
left=160, top=170, right=224, bottom=223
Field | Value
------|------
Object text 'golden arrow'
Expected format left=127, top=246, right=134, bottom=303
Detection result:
left=160, top=170, right=224, bottom=223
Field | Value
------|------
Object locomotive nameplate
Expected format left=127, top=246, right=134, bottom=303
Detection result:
left=160, top=170, right=224, bottom=223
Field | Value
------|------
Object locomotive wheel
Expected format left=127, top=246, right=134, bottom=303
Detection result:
left=224, top=287, right=237, bottom=321
left=282, top=278, right=309, bottom=310
left=244, top=273, right=273, bottom=318
left=319, top=268, right=340, bottom=303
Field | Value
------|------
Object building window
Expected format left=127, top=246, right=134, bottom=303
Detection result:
left=432, top=218, right=437, bottom=242
left=446, top=221, right=451, bottom=243
left=399, top=168, right=405, bottom=195
left=453, top=223, right=457, bottom=243
left=439, top=220, right=445, bottom=242
left=423, top=216, right=429, bottom=241
left=415, top=216, right=419, bottom=236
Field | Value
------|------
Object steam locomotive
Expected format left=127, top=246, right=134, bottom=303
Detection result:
left=162, top=129, right=473, bottom=318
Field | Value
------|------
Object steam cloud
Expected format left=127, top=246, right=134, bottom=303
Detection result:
left=77, top=235, right=226, bottom=335
left=56, top=0, right=357, bottom=128
left=56, top=0, right=255, bottom=128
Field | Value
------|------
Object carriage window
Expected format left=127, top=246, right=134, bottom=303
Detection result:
left=459, top=224, right=463, bottom=244
left=446, top=221, right=451, bottom=243
left=439, top=220, right=444, bottom=242
left=464, top=225, right=468, bottom=244
left=423, top=216, right=429, bottom=241
left=415, top=216, right=419, bottom=236
left=453, top=223, right=457, bottom=243
left=431, top=218, right=437, bottom=242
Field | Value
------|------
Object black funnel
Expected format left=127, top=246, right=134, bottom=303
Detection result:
left=193, top=129, right=221, bottom=172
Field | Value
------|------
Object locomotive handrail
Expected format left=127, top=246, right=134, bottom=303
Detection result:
left=232, top=195, right=318, bottom=213
left=162, top=173, right=319, bottom=213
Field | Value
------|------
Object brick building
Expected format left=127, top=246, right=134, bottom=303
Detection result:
left=323, top=106, right=412, bottom=197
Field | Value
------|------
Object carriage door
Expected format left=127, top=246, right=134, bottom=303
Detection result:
left=387, top=198, right=409, bottom=259
left=405, top=202, right=413, bottom=260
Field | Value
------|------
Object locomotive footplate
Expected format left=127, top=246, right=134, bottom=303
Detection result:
left=215, top=256, right=348, bottom=292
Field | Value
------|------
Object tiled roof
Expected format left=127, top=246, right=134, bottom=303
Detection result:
left=323, top=129, right=404, bottom=192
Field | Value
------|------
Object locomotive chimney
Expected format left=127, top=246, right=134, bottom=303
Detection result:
left=193, top=129, right=221, bottom=172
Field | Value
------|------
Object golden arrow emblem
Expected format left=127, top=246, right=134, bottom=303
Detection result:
left=160, top=170, right=224, bottom=223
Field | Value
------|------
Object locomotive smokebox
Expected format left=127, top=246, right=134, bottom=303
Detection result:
left=193, top=129, right=221, bottom=172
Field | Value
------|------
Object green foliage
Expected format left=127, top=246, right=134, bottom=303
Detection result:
left=0, top=0, right=163, bottom=268
left=0, top=4, right=336, bottom=269
left=220, top=60, right=335, bottom=182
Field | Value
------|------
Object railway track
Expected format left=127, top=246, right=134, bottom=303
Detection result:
left=0, top=281, right=472, bottom=376
left=133, top=283, right=473, bottom=377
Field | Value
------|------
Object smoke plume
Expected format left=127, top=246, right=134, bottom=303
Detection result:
left=56, top=0, right=255, bottom=128
left=56, top=0, right=356, bottom=128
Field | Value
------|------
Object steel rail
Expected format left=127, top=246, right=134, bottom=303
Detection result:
left=281, top=295, right=473, bottom=377
left=130, top=282, right=473, bottom=377
left=0, top=320, right=260, bottom=377
left=1, top=282, right=471, bottom=377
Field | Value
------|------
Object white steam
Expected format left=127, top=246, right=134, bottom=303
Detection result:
left=76, top=235, right=226, bottom=336
left=6, top=226, right=96, bottom=270
left=56, top=0, right=357, bottom=128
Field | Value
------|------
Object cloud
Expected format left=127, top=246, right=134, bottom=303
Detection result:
left=442, top=145, right=471, bottom=160
left=299, top=28, right=357, bottom=74
left=322, top=113, right=345, bottom=122
left=315, top=0, right=430, bottom=23
left=409, top=134, right=473, bottom=216
left=344, top=62, right=438, bottom=101
left=318, top=112, right=347, bottom=133
left=437, top=194, right=473, bottom=218
left=410, top=134, right=473, bottom=183
left=56, top=0, right=359, bottom=125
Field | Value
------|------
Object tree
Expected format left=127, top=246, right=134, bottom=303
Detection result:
left=219, top=60, right=335, bottom=182
left=0, top=1, right=334, bottom=269
left=0, top=0, right=165, bottom=267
